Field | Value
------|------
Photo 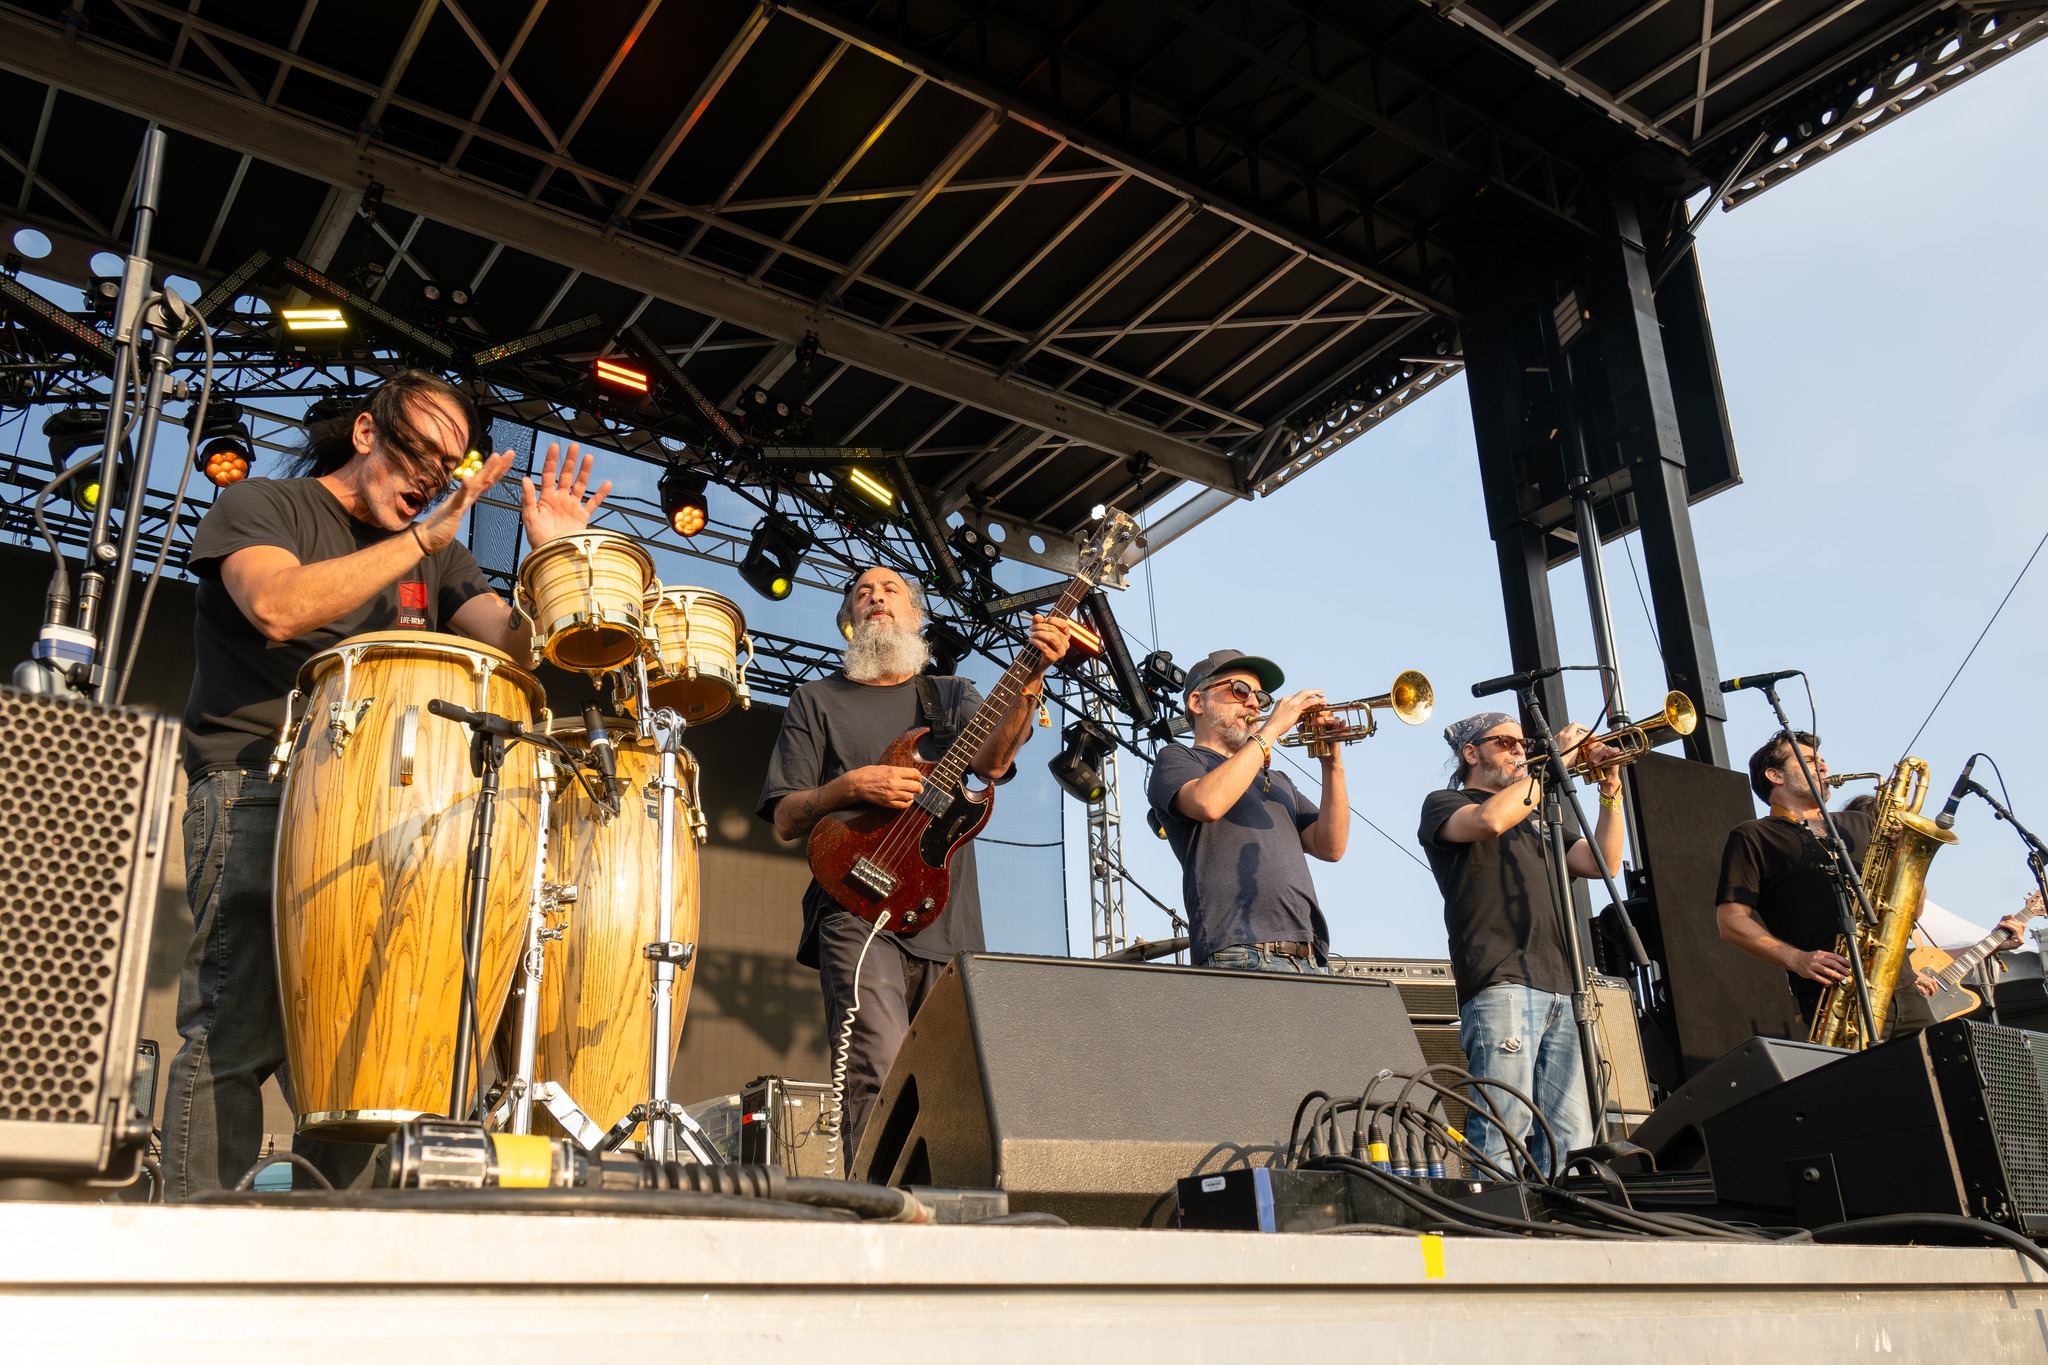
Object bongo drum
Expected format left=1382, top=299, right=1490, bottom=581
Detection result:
left=517, top=530, right=654, bottom=673
left=635, top=585, right=752, bottom=725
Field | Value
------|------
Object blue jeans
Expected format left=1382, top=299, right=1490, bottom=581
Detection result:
left=1201, top=945, right=1328, bottom=975
left=159, top=770, right=371, bottom=1199
left=1457, top=983, right=1592, bottom=1177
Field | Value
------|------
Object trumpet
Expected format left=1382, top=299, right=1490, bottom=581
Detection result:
left=1278, top=670, right=1434, bottom=758
left=1562, top=691, right=1696, bottom=779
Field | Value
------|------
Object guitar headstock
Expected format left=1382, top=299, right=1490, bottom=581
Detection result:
left=1076, top=506, right=1141, bottom=591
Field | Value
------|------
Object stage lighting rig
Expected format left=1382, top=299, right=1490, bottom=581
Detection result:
left=1048, top=720, right=1116, bottom=803
left=1141, top=649, right=1185, bottom=696
left=1082, top=588, right=1155, bottom=728
left=593, top=356, right=652, bottom=401
left=659, top=466, right=709, bottom=538
left=739, top=514, right=812, bottom=602
left=925, top=620, right=971, bottom=677
left=737, top=382, right=812, bottom=441
left=982, top=580, right=1066, bottom=618
left=44, top=408, right=128, bottom=512
left=949, top=522, right=1000, bottom=573
left=829, top=464, right=897, bottom=526
left=194, top=401, right=255, bottom=488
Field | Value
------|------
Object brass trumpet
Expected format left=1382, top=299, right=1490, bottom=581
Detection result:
left=1278, top=670, right=1434, bottom=759
left=1562, top=691, right=1696, bottom=779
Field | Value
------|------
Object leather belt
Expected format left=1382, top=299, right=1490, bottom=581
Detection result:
left=1254, top=940, right=1316, bottom=959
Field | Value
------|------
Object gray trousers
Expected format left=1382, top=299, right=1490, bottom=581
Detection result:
left=816, top=909, right=945, bottom=1170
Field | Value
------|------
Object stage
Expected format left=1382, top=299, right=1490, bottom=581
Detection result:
left=5, top=1202, right=2044, bottom=1360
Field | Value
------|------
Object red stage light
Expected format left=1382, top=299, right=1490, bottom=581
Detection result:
left=594, top=358, right=650, bottom=393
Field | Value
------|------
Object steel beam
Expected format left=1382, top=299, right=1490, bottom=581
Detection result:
left=0, top=12, right=1243, bottom=494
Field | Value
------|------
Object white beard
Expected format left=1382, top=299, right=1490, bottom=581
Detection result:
left=843, top=619, right=931, bottom=683
left=1214, top=717, right=1255, bottom=753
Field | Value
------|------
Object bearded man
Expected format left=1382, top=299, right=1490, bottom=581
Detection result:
left=1146, top=649, right=1348, bottom=974
left=757, top=566, right=1071, bottom=1158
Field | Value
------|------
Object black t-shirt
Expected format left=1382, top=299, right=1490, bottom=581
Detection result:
left=1418, top=787, right=1576, bottom=1004
left=182, top=477, right=493, bottom=778
left=1716, top=809, right=1875, bottom=1013
left=1145, top=743, right=1327, bottom=963
left=755, top=672, right=989, bottom=968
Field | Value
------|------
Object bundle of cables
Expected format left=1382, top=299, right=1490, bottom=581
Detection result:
left=1282, top=1064, right=2048, bottom=1272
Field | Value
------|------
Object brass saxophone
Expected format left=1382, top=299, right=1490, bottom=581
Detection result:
left=1808, top=758, right=1959, bottom=1049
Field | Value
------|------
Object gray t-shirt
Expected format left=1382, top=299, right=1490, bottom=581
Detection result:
left=756, top=672, right=988, bottom=968
left=182, top=476, right=493, bottom=778
left=1146, top=742, right=1329, bottom=963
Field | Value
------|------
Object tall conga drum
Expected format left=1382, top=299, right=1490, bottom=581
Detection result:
left=274, top=631, right=546, bottom=1140
left=532, top=718, right=701, bottom=1139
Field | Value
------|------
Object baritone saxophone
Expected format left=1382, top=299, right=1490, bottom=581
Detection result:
left=1807, top=758, right=1959, bottom=1050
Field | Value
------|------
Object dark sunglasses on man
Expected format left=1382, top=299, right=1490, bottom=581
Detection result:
left=1202, top=678, right=1273, bottom=710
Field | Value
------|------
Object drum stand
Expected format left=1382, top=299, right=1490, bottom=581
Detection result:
left=443, top=706, right=521, bottom=1124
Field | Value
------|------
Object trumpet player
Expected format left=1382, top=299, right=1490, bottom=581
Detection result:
left=1145, top=650, right=1350, bottom=973
left=1418, top=712, right=1625, bottom=1173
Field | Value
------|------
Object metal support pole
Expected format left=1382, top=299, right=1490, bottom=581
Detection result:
left=504, top=764, right=558, bottom=1136
left=1087, top=672, right=1128, bottom=958
left=645, top=707, right=688, bottom=1161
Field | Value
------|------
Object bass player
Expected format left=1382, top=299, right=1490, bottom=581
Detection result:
left=756, top=566, right=1074, bottom=1160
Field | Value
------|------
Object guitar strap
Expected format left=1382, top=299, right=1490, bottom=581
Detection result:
left=913, top=673, right=958, bottom=751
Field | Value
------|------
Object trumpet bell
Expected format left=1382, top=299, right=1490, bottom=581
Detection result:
left=1662, top=691, right=1697, bottom=737
left=1386, top=669, right=1434, bottom=726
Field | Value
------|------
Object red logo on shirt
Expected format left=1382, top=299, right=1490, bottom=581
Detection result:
left=398, top=579, right=428, bottom=627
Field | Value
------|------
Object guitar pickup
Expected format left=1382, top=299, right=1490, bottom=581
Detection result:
left=848, top=857, right=898, bottom=898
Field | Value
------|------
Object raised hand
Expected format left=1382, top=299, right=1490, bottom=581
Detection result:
left=520, top=442, right=613, bottom=547
left=416, top=449, right=517, bottom=553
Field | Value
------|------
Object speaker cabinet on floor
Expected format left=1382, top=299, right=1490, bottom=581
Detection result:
left=851, top=953, right=1424, bottom=1227
left=0, top=688, right=179, bottom=1182
left=1704, top=1020, right=2048, bottom=1232
left=1627, top=1035, right=1848, bottom=1172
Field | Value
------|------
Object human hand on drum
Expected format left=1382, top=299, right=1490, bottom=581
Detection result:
left=841, top=764, right=926, bottom=811
left=520, top=442, right=613, bottom=547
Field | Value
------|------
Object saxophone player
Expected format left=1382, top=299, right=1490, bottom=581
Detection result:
left=1714, top=732, right=1932, bottom=1033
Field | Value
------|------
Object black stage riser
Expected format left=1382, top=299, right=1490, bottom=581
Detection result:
left=0, top=686, right=179, bottom=1181
left=853, top=954, right=1423, bottom=1228
left=1703, top=1020, right=2048, bottom=1234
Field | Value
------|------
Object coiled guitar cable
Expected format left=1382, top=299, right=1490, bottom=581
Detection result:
left=825, top=909, right=892, bottom=1177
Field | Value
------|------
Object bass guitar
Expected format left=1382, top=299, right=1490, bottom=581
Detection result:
left=1910, top=891, right=2041, bottom=1023
left=807, top=509, right=1139, bottom=934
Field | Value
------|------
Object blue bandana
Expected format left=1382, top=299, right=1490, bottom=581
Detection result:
left=1444, top=711, right=1514, bottom=754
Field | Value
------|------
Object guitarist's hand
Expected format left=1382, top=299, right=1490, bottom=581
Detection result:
left=1026, top=613, right=1077, bottom=674
left=842, top=764, right=924, bottom=810
left=1913, top=969, right=1940, bottom=996
left=1996, top=911, right=2029, bottom=952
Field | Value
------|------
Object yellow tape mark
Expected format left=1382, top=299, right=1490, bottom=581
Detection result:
left=490, top=1134, right=554, bottom=1188
left=1419, top=1233, right=1446, bottom=1280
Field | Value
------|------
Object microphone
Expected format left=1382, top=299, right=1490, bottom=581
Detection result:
left=1719, top=669, right=1802, bottom=694
left=427, top=698, right=524, bottom=738
left=583, top=703, right=622, bottom=809
left=1936, top=754, right=1979, bottom=831
left=1470, top=665, right=1566, bottom=699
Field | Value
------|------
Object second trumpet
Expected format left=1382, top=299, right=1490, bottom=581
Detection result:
left=1279, top=670, right=1435, bottom=759
left=1563, top=691, right=1697, bottom=779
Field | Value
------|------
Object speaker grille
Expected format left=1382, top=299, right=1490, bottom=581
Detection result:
left=1968, top=1021, right=2048, bottom=1215
left=1329, top=958, right=1459, bottom=1021
left=0, top=688, right=176, bottom=1172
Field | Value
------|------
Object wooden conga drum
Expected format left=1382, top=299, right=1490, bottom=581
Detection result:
left=274, top=631, right=546, bottom=1140
left=532, top=719, right=701, bottom=1139
left=635, top=585, right=752, bottom=725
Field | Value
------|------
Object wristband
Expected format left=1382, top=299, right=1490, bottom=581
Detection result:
left=410, top=524, right=429, bottom=555
left=1598, top=791, right=1621, bottom=809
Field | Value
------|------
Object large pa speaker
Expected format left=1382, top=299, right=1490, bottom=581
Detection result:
left=1628, top=752, right=1806, bottom=1074
left=0, top=687, right=179, bottom=1182
left=1626, top=1035, right=1847, bottom=1172
left=1703, top=1020, right=2048, bottom=1232
left=851, top=953, right=1424, bottom=1226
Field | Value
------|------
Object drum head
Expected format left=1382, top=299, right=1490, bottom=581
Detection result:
left=644, top=673, right=738, bottom=726
left=546, top=619, right=643, bottom=673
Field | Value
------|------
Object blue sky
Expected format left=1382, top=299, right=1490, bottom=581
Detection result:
left=1063, top=52, right=2048, bottom=961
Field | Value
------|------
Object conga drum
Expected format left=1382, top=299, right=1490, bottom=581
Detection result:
left=532, top=719, right=701, bottom=1140
left=635, top=585, right=752, bottom=724
left=517, top=529, right=655, bottom=673
left=274, top=631, right=546, bottom=1140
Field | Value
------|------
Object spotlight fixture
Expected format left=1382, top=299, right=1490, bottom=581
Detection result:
left=281, top=307, right=347, bottom=333
left=43, top=408, right=128, bottom=512
left=1061, top=614, right=1104, bottom=659
left=659, top=466, right=709, bottom=538
left=1141, top=649, right=1185, bottom=695
left=949, top=522, right=1001, bottom=571
left=836, top=464, right=897, bottom=514
left=739, top=514, right=812, bottom=602
left=738, top=383, right=812, bottom=440
left=195, top=400, right=255, bottom=488
left=1048, top=720, right=1116, bottom=804
left=593, top=357, right=650, bottom=396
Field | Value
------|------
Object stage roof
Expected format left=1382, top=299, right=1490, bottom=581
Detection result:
left=0, top=0, right=2038, bottom=571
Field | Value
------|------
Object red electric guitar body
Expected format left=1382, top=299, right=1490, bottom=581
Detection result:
left=806, top=509, right=1139, bottom=934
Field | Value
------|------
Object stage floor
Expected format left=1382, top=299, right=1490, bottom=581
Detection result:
left=4, top=1203, right=2045, bottom=1360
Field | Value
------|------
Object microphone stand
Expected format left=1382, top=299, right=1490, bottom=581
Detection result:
left=1965, top=780, right=2048, bottom=933
left=1756, top=683, right=1880, bottom=1044
left=1515, top=683, right=1651, bottom=1153
left=447, top=710, right=514, bottom=1122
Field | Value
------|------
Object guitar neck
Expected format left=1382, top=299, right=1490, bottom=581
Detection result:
left=1937, top=928, right=2011, bottom=987
left=927, top=576, right=1092, bottom=789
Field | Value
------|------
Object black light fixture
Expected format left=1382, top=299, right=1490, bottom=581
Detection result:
left=831, top=464, right=897, bottom=525
left=1082, top=588, right=1156, bottom=728
left=659, top=466, right=709, bottom=538
left=925, top=620, right=971, bottom=677
left=738, top=514, right=812, bottom=602
left=303, top=394, right=360, bottom=428
left=45, top=408, right=127, bottom=511
left=949, top=522, right=1001, bottom=572
left=1141, top=649, right=1185, bottom=695
left=195, top=400, right=255, bottom=488
left=1048, top=719, right=1116, bottom=803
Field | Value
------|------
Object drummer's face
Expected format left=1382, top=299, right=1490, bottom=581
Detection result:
left=352, top=393, right=469, bottom=532
left=849, top=569, right=920, bottom=632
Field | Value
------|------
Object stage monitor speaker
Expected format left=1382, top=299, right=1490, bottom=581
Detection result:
left=1704, top=1020, right=2048, bottom=1232
left=0, top=687, right=179, bottom=1182
left=851, top=953, right=1424, bottom=1227
left=1628, top=752, right=1806, bottom=1075
left=1627, top=1035, right=1847, bottom=1172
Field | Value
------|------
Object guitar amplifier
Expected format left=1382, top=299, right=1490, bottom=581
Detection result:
left=1328, top=957, right=1458, bottom=1021
left=738, top=1076, right=839, bottom=1179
